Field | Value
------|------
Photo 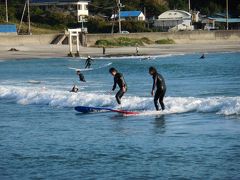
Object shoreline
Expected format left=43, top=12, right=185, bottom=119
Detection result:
left=0, top=41, right=239, bottom=60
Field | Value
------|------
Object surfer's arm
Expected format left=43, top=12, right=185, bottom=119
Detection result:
left=152, top=76, right=157, bottom=91
left=151, top=76, right=156, bottom=96
left=112, top=83, right=116, bottom=91
left=112, top=78, right=117, bottom=91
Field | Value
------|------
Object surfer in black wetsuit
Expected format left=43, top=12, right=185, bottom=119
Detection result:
left=109, top=68, right=127, bottom=105
left=70, top=84, right=79, bottom=93
left=200, top=53, right=205, bottom=59
left=149, top=66, right=166, bottom=111
left=76, top=70, right=86, bottom=82
left=85, top=56, right=94, bottom=69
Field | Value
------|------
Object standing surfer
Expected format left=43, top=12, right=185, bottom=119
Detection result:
left=103, top=46, right=106, bottom=55
left=149, top=66, right=166, bottom=111
left=136, top=45, right=139, bottom=55
left=109, top=68, right=127, bottom=105
left=85, top=56, right=94, bottom=69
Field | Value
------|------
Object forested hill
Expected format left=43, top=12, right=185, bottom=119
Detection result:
left=0, top=0, right=239, bottom=33
left=90, top=0, right=240, bottom=17
left=0, top=0, right=239, bottom=18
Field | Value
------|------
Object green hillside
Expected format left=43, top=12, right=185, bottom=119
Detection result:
left=0, top=0, right=239, bottom=33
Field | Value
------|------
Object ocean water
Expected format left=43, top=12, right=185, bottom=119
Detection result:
left=0, top=52, right=240, bottom=179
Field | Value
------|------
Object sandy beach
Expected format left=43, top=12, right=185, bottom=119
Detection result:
left=0, top=41, right=239, bottom=60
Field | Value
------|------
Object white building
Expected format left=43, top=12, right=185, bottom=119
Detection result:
left=154, top=10, right=193, bottom=31
left=111, top=11, right=145, bottom=21
left=77, top=1, right=89, bottom=22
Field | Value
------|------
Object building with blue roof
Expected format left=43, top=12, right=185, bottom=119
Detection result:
left=111, top=11, right=145, bottom=21
left=203, top=14, right=240, bottom=30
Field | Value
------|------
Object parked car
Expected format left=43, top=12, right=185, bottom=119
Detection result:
left=121, top=31, right=130, bottom=34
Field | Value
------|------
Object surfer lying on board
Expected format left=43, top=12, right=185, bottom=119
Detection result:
left=109, top=67, right=127, bottom=105
left=85, top=56, right=94, bottom=69
left=76, top=70, right=86, bottom=82
left=149, top=66, right=166, bottom=111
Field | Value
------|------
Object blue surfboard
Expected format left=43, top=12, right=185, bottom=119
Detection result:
left=74, top=106, right=139, bottom=115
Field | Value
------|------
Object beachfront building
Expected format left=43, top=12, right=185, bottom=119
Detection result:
left=30, top=0, right=89, bottom=23
left=111, top=11, right=146, bottom=21
left=203, top=13, right=240, bottom=30
left=76, top=1, right=89, bottom=22
left=154, top=10, right=193, bottom=31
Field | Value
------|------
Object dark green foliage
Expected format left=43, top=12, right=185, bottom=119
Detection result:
left=87, top=17, right=112, bottom=33
left=0, top=0, right=239, bottom=31
left=87, top=18, right=151, bottom=33
left=123, top=0, right=168, bottom=18
left=155, top=38, right=175, bottom=44
left=89, top=0, right=115, bottom=16
left=121, top=21, right=151, bottom=32
left=95, top=37, right=152, bottom=47
left=168, top=0, right=188, bottom=11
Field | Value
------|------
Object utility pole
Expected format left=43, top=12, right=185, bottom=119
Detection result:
left=5, top=0, right=8, bottom=22
left=117, top=0, right=121, bottom=33
left=226, top=0, right=229, bottom=30
left=111, top=7, right=116, bottom=34
left=27, top=0, right=31, bottom=35
left=144, top=6, right=146, bottom=28
left=188, top=0, right=191, bottom=12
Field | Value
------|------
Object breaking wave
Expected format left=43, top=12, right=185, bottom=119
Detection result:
left=72, top=54, right=185, bottom=60
left=0, top=86, right=239, bottom=116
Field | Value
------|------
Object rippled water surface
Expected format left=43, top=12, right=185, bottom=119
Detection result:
left=0, top=53, right=240, bottom=179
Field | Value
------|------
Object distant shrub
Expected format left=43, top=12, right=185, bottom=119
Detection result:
left=155, top=38, right=175, bottom=44
left=121, top=21, right=151, bottom=33
left=95, top=37, right=151, bottom=47
left=141, top=37, right=154, bottom=44
left=95, top=39, right=116, bottom=47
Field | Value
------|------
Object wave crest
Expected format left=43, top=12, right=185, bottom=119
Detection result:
left=0, top=86, right=239, bottom=116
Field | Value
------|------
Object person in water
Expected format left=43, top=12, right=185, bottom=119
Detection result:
left=76, top=70, right=86, bottom=82
left=70, top=84, right=79, bottom=93
left=149, top=66, right=166, bottom=111
left=109, top=67, right=127, bottom=105
left=200, top=53, right=205, bottom=59
left=85, top=56, right=94, bottom=69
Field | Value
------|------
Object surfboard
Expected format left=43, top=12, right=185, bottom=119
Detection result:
left=74, top=106, right=140, bottom=115
left=27, top=80, right=41, bottom=84
left=68, top=62, right=112, bottom=72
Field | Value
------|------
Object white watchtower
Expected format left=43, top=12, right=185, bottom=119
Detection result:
left=77, top=1, right=89, bottom=22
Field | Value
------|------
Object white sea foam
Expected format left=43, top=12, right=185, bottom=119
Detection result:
left=70, top=54, right=185, bottom=60
left=0, top=86, right=239, bottom=116
left=98, top=54, right=183, bottom=60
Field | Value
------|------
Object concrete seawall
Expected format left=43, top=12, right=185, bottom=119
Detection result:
left=0, top=30, right=240, bottom=47
left=86, top=30, right=240, bottom=46
left=0, top=34, right=58, bottom=46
